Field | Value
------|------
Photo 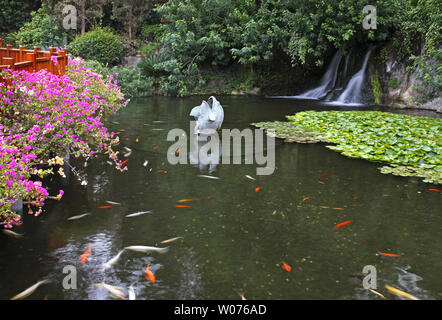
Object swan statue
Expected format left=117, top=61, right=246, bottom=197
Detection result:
left=189, top=96, right=224, bottom=135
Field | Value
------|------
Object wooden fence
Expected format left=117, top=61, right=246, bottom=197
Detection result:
left=0, top=38, right=68, bottom=77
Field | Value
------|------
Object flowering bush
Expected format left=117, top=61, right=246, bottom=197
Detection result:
left=0, top=56, right=129, bottom=228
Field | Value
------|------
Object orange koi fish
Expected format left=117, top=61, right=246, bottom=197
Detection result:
left=175, top=205, right=191, bottom=208
left=257, top=217, right=265, bottom=221
left=121, top=159, right=128, bottom=166
left=255, top=187, right=261, bottom=192
left=80, top=247, right=92, bottom=264
left=333, top=208, right=344, bottom=210
left=97, top=205, right=112, bottom=209
left=353, top=196, right=360, bottom=200
left=428, top=188, right=441, bottom=192
left=318, top=180, right=325, bottom=185
left=153, top=146, right=158, bottom=150
left=156, top=170, right=165, bottom=173
left=281, top=261, right=292, bottom=272
left=177, top=198, right=199, bottom=203
left=145, top=264, right=156, bottom=283
left=207, top=196, right=213, bottom=200
left=302, top=196, right=310, bottom=201
left=333, top=220, right=352, bottom=230
left=378, top=252, right=401, bottom=257
left=320, top=206, right=329, bottom=209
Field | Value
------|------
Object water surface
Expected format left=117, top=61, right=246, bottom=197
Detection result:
left=0, top=96, right=440, bottom=300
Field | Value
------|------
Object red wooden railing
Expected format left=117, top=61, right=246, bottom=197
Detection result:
left=0, top=38, right=68, bottom=78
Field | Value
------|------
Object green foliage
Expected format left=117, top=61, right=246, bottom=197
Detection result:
left=388, top=77, right=399, bottom=88
left=370, top=71, right=382, bottom=104
left=0, top=0, right=36, bottom=34
left=254, top=111, right=442, bottom=184
left=10, top=7, right=67, bottom=49
left=68, top=27, right=124, bottom=66
left=85, top=60, right=154, bottom=98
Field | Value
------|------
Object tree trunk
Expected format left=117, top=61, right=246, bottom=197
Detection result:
left=127, top=5, right=133, bottom=40
left=80, top=1, right=86, bottom=35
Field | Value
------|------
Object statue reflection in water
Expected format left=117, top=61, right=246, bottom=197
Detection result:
left=189, top=96, right=224, bottom=173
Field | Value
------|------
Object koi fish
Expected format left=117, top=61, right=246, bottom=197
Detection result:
left=207, top=196, right=213, bottom=199
left=2, top=229, right=24, bottom=238
left=333, top=208, right=344, bottom=210
left=124, top=246, right=169, bottom=254
left=281, top=261, right=292, bottom=272
left=385, top=285, right=419, bottom=300
left=125, top=211, right=152, bottom=218
left=177, top=198, right=199, bottom=203
left=302, top=195, right=310, bottom=201
left=320, top=206, right=329, bottom=209
left=239, top=294, right=247, bottom=300
left=121, top=159, right=129, bottom=166
left=106, top=201, right=121, bottom=205
left=428, top=188, right=441, bottom=192
left=378, top=252, right=401, bottom=257
left=315, top=174, right=333, bottom=177
left=97, top=205, right=112, bottom=209
left=318, top=180, right=325, bottom=185
left=80, top=247, right=92, bottom=264
left=175, top=205, right=191, bottom=208
left=257, top=217, right=265, bottom=221
left=153, top=146, right=158, bottom=150
left=160, top=237, right=182, bottom=244
left=92, top=283, right=126, bottom=300
left=143, top=160, right=149, bottom=167
left=175, top=149, right=180, bottom=154
left=124, top=151, right=132, bottom=157
left=10, top=279, right=51, bottom=300
left=156, top=170, right=166, bottom=173
left=368, top=289, right=386, bottom=299
left=245, top=175, right=256, bottom=181
left=103, top=250, right=125, bottom=270
left=255, top=187, right=261, bottom=192
left=333, top=220, right=352, bottom=230
left=353, top=196, right=360, bottom=200
left=67, top=213, right=91, bottom=221
left=197, top=175, right=220, bottom=180
left=145, top=264, right=156, bottom=283
left=123, top=147, right=132, bottom=152
left=135, top=136, right=140, bottom=143
left=128, top=282, right=136, bottom=300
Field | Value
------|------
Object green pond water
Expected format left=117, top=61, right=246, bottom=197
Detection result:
left=0, top=96, right=441, bottom=300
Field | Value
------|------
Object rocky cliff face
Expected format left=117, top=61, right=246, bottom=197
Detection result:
left=375, top=49, right=441, bottom=113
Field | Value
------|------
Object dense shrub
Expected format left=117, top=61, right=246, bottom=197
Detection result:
left=68, top=27, right=124, bottom=66
left=85, top=60, right=154, bottom=98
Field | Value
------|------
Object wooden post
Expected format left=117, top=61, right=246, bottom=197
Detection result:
left=0, top=38, right=3, bottom=47
left=6, top=44, right=12, bottom=57
left=33, top=47, right=40, bottom=71
left=49, top=47, right=57, bottom=74
left=19, top=46, right=26, bottom=62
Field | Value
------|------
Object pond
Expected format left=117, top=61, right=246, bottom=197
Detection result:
left=0, top=96, right=440, bottom=300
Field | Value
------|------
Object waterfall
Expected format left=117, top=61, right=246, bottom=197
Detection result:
left=336, top=49, right=372, bottom=104
left=296, top=51, right=343, bottom=99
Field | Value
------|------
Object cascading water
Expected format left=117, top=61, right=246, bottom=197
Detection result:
left=295, top=51, right=343, bottom=99
left=336, top=49, right=372, bottom=104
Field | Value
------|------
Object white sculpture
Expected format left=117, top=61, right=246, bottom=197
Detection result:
left=190, top=96, right=224, bottom=135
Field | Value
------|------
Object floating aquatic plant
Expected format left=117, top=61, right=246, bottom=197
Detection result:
left=253, top=111, right=442, bottom=184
